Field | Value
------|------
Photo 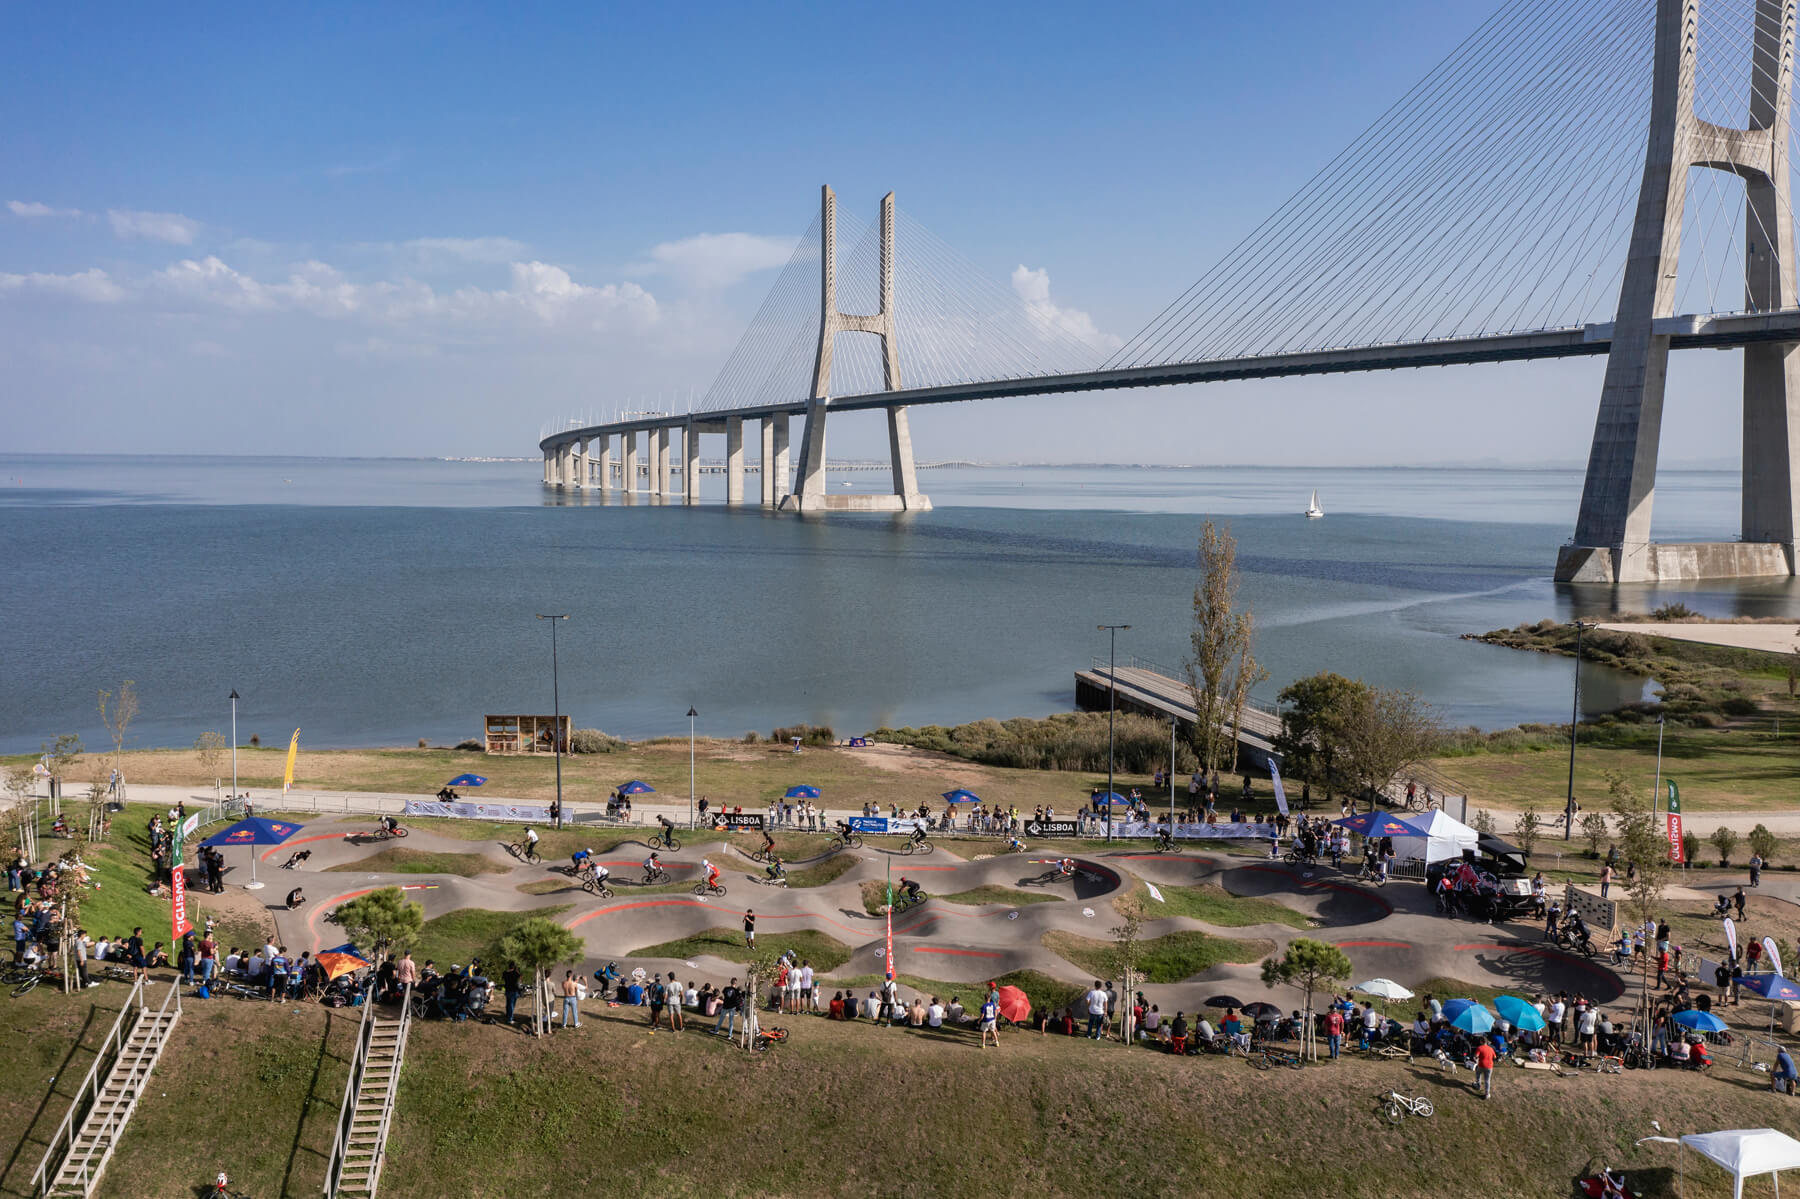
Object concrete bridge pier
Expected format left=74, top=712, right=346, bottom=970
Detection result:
left=653, top=427, right=671, bottom=500
left=772, top=413, right=790, bottom=501
left=726, top=417, right=745, bottom=505
left=596, top=435, right=613, bottom=493
left=625, top=432, right=641, bottom=499
left=759, top=418, right=776, bottom=506
left=574, top=438, right=589, bottom=490
left=683, top=423, right=700, bottom=503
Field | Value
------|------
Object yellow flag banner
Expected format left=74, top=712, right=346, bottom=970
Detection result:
left=283, top=729, right=300, bottom=794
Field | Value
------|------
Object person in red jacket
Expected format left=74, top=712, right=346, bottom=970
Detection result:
left=1473, top=1038, right=1497, bottom=1098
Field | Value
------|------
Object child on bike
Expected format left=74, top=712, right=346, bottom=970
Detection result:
left=899, top=877, right=923, bottom=906
left=643, top=852, right=663, bottom=883
left=571, top=847, right=594, bottom=874
left=1057, top=857, right=1076, bottom=878
left=703, top=858, right=721, bottom=891
left=765, top=856, right=787, bottom=883
left=522, top=826, right=539, bottom=856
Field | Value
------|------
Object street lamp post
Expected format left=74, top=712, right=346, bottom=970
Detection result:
left=229, top=689, right=239, bottom=801
left=1169, top=713, right=1178, bottom=830
left=1563, top=619, right=1588, bottom=841
left=536, top=615, right=569, bottom=821
left=687, top=706, right=698, bottom=829
left=1098, top=624, right=1131, bottom=841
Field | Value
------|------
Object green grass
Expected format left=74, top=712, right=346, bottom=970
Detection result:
left=628, top=928, right=852, bottom=972
left=414, top=904, right=570, bottom=969
left=781, top=854, right=856, bottom=888
left=939, top=884, right=1063, bottom=907
left=1128, top=881, right=1310, bottom=928
left=324, top=848, right=508, bottom=876
left=1041, top=929, right=1272, bottom=985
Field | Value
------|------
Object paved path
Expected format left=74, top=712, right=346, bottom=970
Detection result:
left=1597, top=621, right=1800, bottom=654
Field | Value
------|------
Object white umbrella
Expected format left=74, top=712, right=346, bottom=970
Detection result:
left=1354, top=978, right=1415, bottom=1001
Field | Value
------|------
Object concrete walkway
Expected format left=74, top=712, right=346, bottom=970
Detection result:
left=1597, top=621, right=1800, bottom=654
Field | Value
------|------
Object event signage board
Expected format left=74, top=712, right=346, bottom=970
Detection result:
left=1024, top=820, right=1079, bottom=838
left=402, top=799, right=552, bottom=822
left=715, top=813, right=766, bottom=831
left=847, top=817, right=921, bottom=834
left=1113, top=820, right=1276, bottom=840
left=1664, top=781, right=1684, bottom=863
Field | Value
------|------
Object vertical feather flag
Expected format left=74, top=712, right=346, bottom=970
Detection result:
left=282, top=729, right=300, bottom=794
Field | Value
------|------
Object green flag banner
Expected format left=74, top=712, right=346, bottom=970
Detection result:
left=1665, top=780, right=1683, bottom=863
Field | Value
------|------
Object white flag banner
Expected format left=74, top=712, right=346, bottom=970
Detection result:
left=1268, top=760, right=1291, bottom=817
left=1146, top=882, right=1165, bottom=903
left=1766, top=937, right=1783, bottom=977
left=1724, top=917, right=1739, bottom=961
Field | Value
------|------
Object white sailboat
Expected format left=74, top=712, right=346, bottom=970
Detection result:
left=1304, top=489, right=1325, bottom=518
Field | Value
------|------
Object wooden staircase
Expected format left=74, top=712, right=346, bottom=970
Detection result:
left=34, top=978, right=182, bottom=1197
left=324, top=984, right=412, bottom=1198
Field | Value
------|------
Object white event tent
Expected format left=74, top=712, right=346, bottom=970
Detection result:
left=1643, top=1128, right=1800, bottom=1198
left=1390, top=809, right=1480, bottom=865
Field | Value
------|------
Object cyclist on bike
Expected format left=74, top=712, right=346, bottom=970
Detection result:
left=1057, top=857, right=1076, bottom=878
left=833, top=819, right=856, bottom=844
left=522, top=826, right=539, bottom=856
left=899, top=876, right=922, bottom=906
left=908, top=823, right=928, bottom=849
left=643, top=851, right=662, bottom=882
left=1154, top=826, right=1174, bottom=851
left=703, top=858, right=721, bottom=891
left=765, top=855, right=787, bottom=883
left=1005, top=835, right=1026, bottom=853
left=381, top=814, right=399, bottom=837
left=572, top=847, right=594, bottom=873
left=658, top=814, right=677, bottom=842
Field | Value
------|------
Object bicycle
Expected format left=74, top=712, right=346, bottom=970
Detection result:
left=1148, top=838, right=1184, bottom=854
left=891, top=891, right=928, bottom=914
left=827, top=833, right=864, bottom=852
left=747, top=845, right=774, bottom=863
left=212, top=1173, right=252, bottom=1199
left=373, top=824, right=409, bottom=840
left=642, top=866, right=668, bottom=885
left=649, top=831, right=682, bottom=852
left=1380, top=1090, right=1433, bottom=1123
left=101, top=964, right=137, bottom=984
left=1249, top=1047, right=1304, bottom=1070
left=901, top=838, right=935, bottom=856
left=692, top=880, right=728, bottom=898
left=508, top=841, right=542, bottom=865
left=580, top=873, right=615, bottom=898
left=6, top=967, right=54, bottom=998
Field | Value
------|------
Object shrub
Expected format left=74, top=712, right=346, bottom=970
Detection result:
left=1711, top=826, right=1738, bottom=867
left=1749, top=823, right=1778, bottom=866
left=742, top=732, right=760, bottom=744
left=249, top=734, right=261, bottom=747
left=770, top=724, right=835, bottom=747
left=418, top=738, right=429, bottom=749
left=1471, top=809, right=1496, bottom=836
left=1652, top=601, right=1697, bottom=621
left=1682, top=831, right=1700, bottom=866
left=455, top=739, right=483, bottom=752
left=569, top=728, right=625, bottom=754
left=1720, top=696, right=1761, bottom=717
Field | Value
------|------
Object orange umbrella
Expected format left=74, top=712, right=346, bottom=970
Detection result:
left=995, top=985, right=1031, bottom=1023
left=315, top=951, right=370, bottom=982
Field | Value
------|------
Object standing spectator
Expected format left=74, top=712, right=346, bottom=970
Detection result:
left=743, top=910, right=756, bottom=948
left=799, top=960, right=815, bottom=1014
left=12, top=911, right=27, bottom=964
left=198, top=932, right=217, bottom=987
left=715, top=977, right=742, bottom=1037
left=1578, top=1004, right=1599, bottom=1055
left=881, top=974, right=900, bottom=1026
left=500, top=962, right=521, bottom=1025
left=1083, top=981, right=1108, bottom=1040
left=980, top=992, right=1000, bottom=1048
left=559, top=971, right=581, bottom=1029
left=1548, top=995, right=1567, bottom=1044
left=549, top=799, right=561, bottom=831
left=1473, top=1037, right=1496, bottom=1099
left=1598, top=863, right=1613, bottom=900
left=1734, top=887, right=1748, bottom=920
left=649, top=973, right=668, bottom=1028
left=73, top=927, right=91, bottom=988
left=178, top=936, right=196, bottom=986
left=1325, top=1006, right=1345, bottom=1060
left=126, top=927, right=146, bottom=982
left=1750, top=853, right=1764, bottom=888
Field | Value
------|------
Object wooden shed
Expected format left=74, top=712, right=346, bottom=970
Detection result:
left=484, top=714, right=571, bottom=755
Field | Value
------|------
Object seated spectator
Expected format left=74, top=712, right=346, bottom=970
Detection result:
left=1668, top=1038, right=1690, bottom=1064
left=1170, top=1011, right=1189, bottom=1055
left=829, top=992, right=846, bottom=1020
left=1143, top=1004, right=1161, bottom=1036
left=1194, top=1015, right=1217, bottom=1047
left=863, top=992, right=880, bottom=1020
left=927, top=997, right=944, bottom=1028
left=946, top=996, right=965, bottom=1025
left=908, top=999, right=927, bottom=1027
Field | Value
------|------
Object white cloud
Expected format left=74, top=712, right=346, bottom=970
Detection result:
left=402, top=236, right=528, bottom=264
left=1012, top=264, right=1121, bottom=349
left=0, top=268, right=124, bottom=303
left=635, top=232, right=795, bottom=289
left=108, top=208, right=201, bottom=245
left=8, top=200, right=82, bottom=219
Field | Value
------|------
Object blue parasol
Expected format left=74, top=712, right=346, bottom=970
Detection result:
left=1332, top=810, right=1427, bottom=839
left=1670, top=1008, right=1729, bottom=1033
left=617, top=780, right=656, bottom=795
left=942, top=789, right=981, bottom=804
left=1493, top=995, right=1547, bottom=1031
left=784, top=785, right=821, bottom=799
left=1449, top=1003, right=1495, bottom=1035
left=446, top=774, right=486, bottom=787
left=1738, top=974, right=1800, bottom=1001
left=1090, top=791, right=1131, bottom=805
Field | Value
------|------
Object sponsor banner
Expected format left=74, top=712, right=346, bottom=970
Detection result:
left=715, top=813, right=766, bottom=830
left=1268, top=760, right=1291, bottom=817
left=181, top=813, right=201, bottom=841
left=1114, top=820, right=1277, bottom=841
left=846, top=817, right=922, bottom=835
left=171, top=865, right=191, bottom=941
left=1023, top=819, right=1079, bottom=838
left=1665, top=780, right=1684, bottom=863
left=402, top=800, right=552, bottom=822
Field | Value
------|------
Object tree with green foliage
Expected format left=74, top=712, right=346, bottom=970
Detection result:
left=1681, top=831, right=1700, bottom=868
left=1110, top=895, right=1145, bottom=1043
left=1749, top=824, right=1778, bottom=868
left=1273, top=672, right=1364, bottom=805
left=1711, top=826, right=1739, bottom=868
left=1470, top=809, right=1496, bottom=836
left=1579, top=811, right=1611, bottom=859
left=331, top=887, right=424, bottom=960
left=1339, top=686, right=1443, bottom=809
left=1607, top=775, right=1672, bottom=932
left=1513, top=807, right=1541, bottom=861
left=490, top=916, right=585, bottom=1038
left=1184, top=521, right=1266, bottom=774
left=1260, top=938, right=1352, bottom=1062
left=194, top=731, right=227, bottom=780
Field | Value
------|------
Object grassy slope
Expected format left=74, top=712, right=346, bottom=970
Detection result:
left=322, top=847, right=507, bottom=876
left=939, top=884, right=1064, bottom=906
left=414, top=905, right=570, bottom=968
left=1041, top=930, right=1272, bottom=985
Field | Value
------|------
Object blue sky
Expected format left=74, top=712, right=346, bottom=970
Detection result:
left=0, top=1, right=1752, bottom=464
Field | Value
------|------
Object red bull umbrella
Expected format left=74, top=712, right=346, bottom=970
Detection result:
left=199, top=816, right=303, bottom=890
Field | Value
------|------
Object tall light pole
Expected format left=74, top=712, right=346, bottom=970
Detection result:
left=1169, top=713, right=1178, bottom=829
left=687, top=706, right=699, bottom=829
left=1563, top=619, right=1588, bottom=841
left=229, top=689, right=239, bottom=800
left=1651, top=713, right=1666, bottom=822
left=1098, top=624, right=1131, bottom=842
left=536, top=615, right=569, bottom=820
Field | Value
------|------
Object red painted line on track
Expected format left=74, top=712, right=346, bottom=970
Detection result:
left=259, top=832, right=351, bottom=860
left=913, top=946, right=1003, bottom=959
left=306, top=887, right=382, bottom=954
left=564, top=900, right=871, bottom=941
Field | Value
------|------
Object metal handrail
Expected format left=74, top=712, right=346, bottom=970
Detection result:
left=322, top=979, right=381, bottom=1198
left=365, top=980, right=414, bottom=1198
left=30, top=975, right=145, bottom=1196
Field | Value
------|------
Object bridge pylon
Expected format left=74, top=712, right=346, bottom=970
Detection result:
left=1558, top=0, right=1800, bottom=583
left=780, top=185, right=931, bottom=513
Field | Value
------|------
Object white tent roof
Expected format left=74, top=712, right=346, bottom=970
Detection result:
left=1682, top=1129, right=1800, bottom=1198
left=1391, top=808, right=1480, bottom=863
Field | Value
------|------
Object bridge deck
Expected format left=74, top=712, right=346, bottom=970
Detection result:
left=1074, top=663, right=1280, bottom=757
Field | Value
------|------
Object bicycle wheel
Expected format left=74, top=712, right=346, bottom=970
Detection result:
left=525, top=849, right=540, bottom=864
left=749, top=848, right=768, bottom=863
left=849, top=835, right=863, bottom=849
left=392, top=827, right=408, bottom=838
left=1253, top=1054, right=1271, bottom=1071
left=10, top=975, right=37, bottom=997
left=917, top=841, right=935, bottom=856
left=1383, top=1100, right=1404, bottom=1125
left=1414, top=1100, right=1433, bottom=1117
left=1286, top=1055, right=1304, bottom=1070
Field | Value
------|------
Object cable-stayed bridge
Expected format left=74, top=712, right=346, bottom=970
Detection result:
left=540, top=0, right=1800, bottom=584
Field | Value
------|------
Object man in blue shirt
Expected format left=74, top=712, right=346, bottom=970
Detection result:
left=12, top=914, right=27, bottom=964
left=1775, top=1047, right=1797, bottom=1095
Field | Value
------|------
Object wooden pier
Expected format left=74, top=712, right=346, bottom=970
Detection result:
left=1074, top=657, right=1280, bottom=766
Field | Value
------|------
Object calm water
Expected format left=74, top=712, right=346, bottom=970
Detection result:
left=3, top=454, right=1796, bottom=755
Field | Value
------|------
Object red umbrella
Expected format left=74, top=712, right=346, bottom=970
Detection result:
left=995, top=985, right=1031, bottom=1023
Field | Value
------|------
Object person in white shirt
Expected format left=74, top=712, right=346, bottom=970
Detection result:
left=1195, top=1016, right=1217, bottom=1046
left=881, top=976, right=900, bottom=1025
left=927, top=999, right=944, bottom=1028
left=1548, top=998, right=1567, bottom=1045
left=223, top=950, right=241, bottom=975
left=94, top=936, right=112, bottom=961
left=685, top=983, right=698, bottom=1008
left=1084, top=982, right=1109, bottom=1039
left=798, top=962, right=815, bottom=1011
left=1362, top=1005, right=1383, bottom=1046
